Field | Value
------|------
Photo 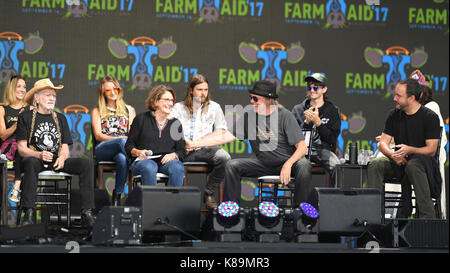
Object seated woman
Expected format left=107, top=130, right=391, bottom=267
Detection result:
left=0, top=75, right=30, bottom=202
left=91, top=76, right=135, bottom=206
left=125, top=85, right=185, bottom=187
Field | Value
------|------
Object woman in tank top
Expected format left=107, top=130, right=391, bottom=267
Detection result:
left=0, top=75, right=30, bottom=202
left=91, top=76, right=135, bottom=206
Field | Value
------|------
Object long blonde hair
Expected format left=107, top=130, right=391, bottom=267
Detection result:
left=1, top=75, right=27, bottom=106
left=97, top=76, right=128, bottom=118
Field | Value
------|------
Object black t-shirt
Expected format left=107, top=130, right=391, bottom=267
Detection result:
left=16, top=110, right=73, bottom=160
left=383, top=106, right=440, bottom=148
left=2, top=105, right=30, bottom=140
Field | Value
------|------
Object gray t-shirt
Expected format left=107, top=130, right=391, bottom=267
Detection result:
left=231, top=106, right=304, bottom=166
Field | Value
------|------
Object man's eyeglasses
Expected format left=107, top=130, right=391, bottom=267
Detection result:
left=250, top=95, right=259, bottom=102
left=160, top=98, right=175, bottom=103
left=105, top=88, right=120, bottom=95
left=306, top=85, right=323, bottom=92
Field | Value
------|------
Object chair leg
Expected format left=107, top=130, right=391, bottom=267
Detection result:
left=16, top=205, right=22, bottom=225
left=325, top=172, right=331, bottom=187
left=127, top=171, right=133, bottom=193
left=258, top=182, right=263, bottom=204
left=219, top=182, right=223, bottom=203
left=183, top=169, right=188, bottom=186
left=98, top=167, right=104, bottom=189
left=273, top=184, right=279, bottom=205
left=67, top=179, right=71, bottom=227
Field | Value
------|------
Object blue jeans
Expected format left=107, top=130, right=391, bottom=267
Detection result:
left=130, top=158, right=185, bottom=187
left=95, top=138, right=128, bottom=193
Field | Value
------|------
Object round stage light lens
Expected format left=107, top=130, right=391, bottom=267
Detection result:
left=300, top=202, right=319, bottom=218
left=258, top=201, right=280, bottom=218
left=218, top=201, right=240, bottom=217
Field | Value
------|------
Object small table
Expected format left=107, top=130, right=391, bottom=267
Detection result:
left=1, top=160, right=8, bottom=225
left=334, top=164, right=368, bottom=188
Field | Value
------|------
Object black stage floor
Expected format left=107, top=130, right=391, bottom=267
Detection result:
left=0, top=241, right=447, bottom=253
left=0, top=225, right=447, bottom=254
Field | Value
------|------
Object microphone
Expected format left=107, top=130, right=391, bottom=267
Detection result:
left=145, top=150, right=153, bottom=156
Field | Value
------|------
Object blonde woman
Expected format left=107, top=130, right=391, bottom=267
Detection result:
left=0, top=75, right=30, bottom=202
left=91, top=76, right=135, bottom=206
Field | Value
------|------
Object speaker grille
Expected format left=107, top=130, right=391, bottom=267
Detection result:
left=399, top=219, right=448, bottom=248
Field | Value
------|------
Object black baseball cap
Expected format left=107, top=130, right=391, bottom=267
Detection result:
left=248, top=80, right=278, bottom=98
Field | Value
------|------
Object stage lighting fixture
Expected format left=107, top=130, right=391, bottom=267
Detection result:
left=253, top=201, right=284, bottom=243
left=294, top=202, right=319, bottom=243
left=213, top=201, right=245, bottom=242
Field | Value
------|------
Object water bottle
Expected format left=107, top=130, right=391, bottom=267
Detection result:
left=349, top=142, right=358, bottom=165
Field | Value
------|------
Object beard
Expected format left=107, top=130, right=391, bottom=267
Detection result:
left=42, top=103, right=55, bottom=112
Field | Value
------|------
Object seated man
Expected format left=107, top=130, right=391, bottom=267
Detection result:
left=223, top=80, right=312, bottom=207
left=367, top=78, right=441, bottom=219
left=292, top=73, right=341, bottom=185
left=171, top=74, right=231, bottom=209
left=16, top=78, right=96, bottom=227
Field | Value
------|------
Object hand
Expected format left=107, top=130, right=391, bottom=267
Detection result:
left=185, top=139, right=196, bottom=154
left=161, top=153, right=177, bottom=165
left=304, top=107, right=321, bottom=126
left=391, top=152, right=407, bottom=166
left=279, top=162, right=293, bottom=185
left=53, top=155, right=66, bottom=171
left=135, top=149, right=147, bottom=159
left=40, top=151, right=54, bottom=163
left=393, top=144, right=411, bottom=158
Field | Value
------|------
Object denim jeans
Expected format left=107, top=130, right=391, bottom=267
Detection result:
left=130, top=158, right=185, bottom=187
left=95, top=138, right=128, bottom=193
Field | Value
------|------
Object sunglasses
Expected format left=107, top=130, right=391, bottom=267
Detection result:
left=105, top=88, right=120, bottom=95
left=249, top=95, right=259, bottom=102
left=306, top=85, right=323, bottom=92
left=160, top=98, right=175, bottom=103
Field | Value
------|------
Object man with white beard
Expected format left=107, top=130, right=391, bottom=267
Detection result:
left=16, top=78, right=95, bottom=227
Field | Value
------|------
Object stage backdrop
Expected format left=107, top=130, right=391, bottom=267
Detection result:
left=1, top=0, right=448, bottom=212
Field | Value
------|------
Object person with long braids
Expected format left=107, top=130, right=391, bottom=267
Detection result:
left=16, top=78, right=95, bottom=227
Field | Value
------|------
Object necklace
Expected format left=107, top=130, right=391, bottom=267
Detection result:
left=157, top=118, right=167, bottom=128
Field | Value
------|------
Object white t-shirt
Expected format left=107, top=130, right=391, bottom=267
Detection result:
left=170, top=100, right=228, bottom=141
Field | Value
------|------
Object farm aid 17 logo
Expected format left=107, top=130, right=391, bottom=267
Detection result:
left=0, top=31, right=66, bottom=85
left=21, top=0, right=134, bottom=18
left=219, top=40, right=308, bottom=94
left=284, top=0, right=389, bottom=28
left=88, top=35, right=198, bottom=91
left=345, top=45, right=448, bottom=98
left=155, top=0, right=265, bottom=23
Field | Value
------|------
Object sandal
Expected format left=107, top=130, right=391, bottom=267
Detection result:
left=9, top=188, right=21, bottom=203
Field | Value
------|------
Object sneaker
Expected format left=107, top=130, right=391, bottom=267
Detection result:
left=9, top=188, right=21, bottom=203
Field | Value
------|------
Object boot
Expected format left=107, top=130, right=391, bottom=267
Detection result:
left=21, top=208, right=35, bottom=225
left=204, top=194, right=218, bottom=210
left=81, top=208, right=96, bottom=229
left=111, top=190, right=121, bottom=206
